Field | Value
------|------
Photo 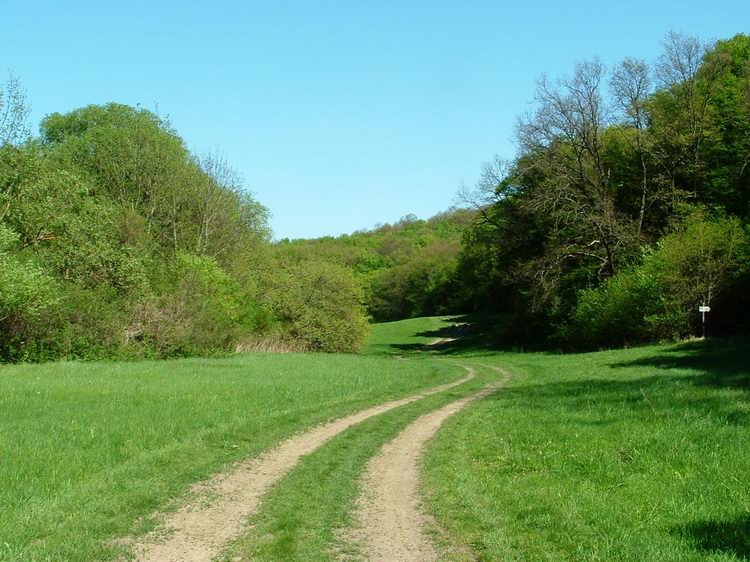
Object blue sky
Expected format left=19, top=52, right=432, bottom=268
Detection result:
left=2, top=1, right=749, bottom=239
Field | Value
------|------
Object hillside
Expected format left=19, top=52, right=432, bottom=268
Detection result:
left=2, top=32, right=750, bottom=362
left=273, top=209, right=474, bottom=321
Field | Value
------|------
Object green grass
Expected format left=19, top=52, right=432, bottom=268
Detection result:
left=218, top=317, right=508, bottom=561
left=422, top=336, right=750, bottom=561
left=224, top=363, right=499, bottom=562
left=4, top=315, right=749, bottom=561
left=364, top=315, right=454, bottom=356
left=0, top=352, right=459, bottom=561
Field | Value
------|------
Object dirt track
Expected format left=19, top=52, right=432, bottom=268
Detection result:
left=348, top=365, right=510, bottom=562
left=128, top=366, right=476, bottom=562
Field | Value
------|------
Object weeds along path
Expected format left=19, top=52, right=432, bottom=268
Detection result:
left=347, top=365, right=511, bottom=562
left=129, top=365, right=476, bottom=562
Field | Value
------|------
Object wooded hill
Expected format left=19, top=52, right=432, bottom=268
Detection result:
left=274, top=209, right=473, bottom=322
left=287, top=32, right=750, bottom=350
left=456, top=32, right=750, bottom=348
left=1, top=31, right=750, bottom=361
left=0, top=102, right=368, bottom=360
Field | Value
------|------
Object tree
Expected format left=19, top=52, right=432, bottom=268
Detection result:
left=695, top=34, right=750, bottom=217
left=650, top=32, right=729, bottom=203
left=516, top=59, right=638, bottom=301
left=193, top=151, right=270, bottom=266
left=0, top=76, right=30, bottom=147
left=654, top=210, right=747, bottom=310
left=264, top=259, right=369, bottom=353
left=41, top=104, right=195, bottom=251
left=610, top=58, right=654, bottom=235
left=567, top=209, right=748, bottom=348
left=0, top=224, right=59, bottom=361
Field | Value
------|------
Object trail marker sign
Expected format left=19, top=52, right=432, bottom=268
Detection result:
left=699, top=305, right=711, bottom=338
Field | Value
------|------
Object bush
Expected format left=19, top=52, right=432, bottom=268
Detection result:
left=133, top=253, right=252, bottom=357
left=566, top=261, right=689, bottom=349
left=265, top=260, right=369, bottom=353
left=566, top=210, right=748, bottom=349
left=0, top=225, right=59, bottom=361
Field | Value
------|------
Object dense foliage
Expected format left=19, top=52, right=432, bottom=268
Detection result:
left=453, top=33, right=750, bottom=348
left=295, top=33, right=750, bottom=349
left=3, top=31, right=750, bottom=360
left=274, top=210, right=473, bottom=322
left=250, top=33, right=750, bottom=350
left=0, top=101, right=368, bottom=360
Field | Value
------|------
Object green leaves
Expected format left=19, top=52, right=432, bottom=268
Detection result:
left=567, top=209, right=749, bottom=348
left=264, top=259, right=369, bottom=353
left=0, top=225, right=58, bottom=318
left=0, top=225, right=59, bottom=359
left=0, top=102, right=278, bottom=361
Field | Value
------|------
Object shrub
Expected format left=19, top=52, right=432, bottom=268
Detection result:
left=265, top=260, right=369, bottom=353
left=0, top=225, right=60, bottom=361
left=134, top=253, right=250, bottom=357
left=566, top=209, right=748, bottom=349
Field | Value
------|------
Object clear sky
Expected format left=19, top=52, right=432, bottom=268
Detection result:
left=2, top=1, right=749, bottom=239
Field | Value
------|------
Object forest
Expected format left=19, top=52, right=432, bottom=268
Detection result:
left=279, top=32, right=750, bottom=349
left=1, top=31, right=750, bottom=361
left=0, top=99, right=368, bottom=360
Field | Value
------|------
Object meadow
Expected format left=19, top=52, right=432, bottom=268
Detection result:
left=3, top=20, right=750, bottom=562
left=1, top=317, right=748, bottom=561
left=219, top=318, right=750, bottom=561
left=415, top=322, right=750, bottom=561
left=0, top=352, right=458, bottom=561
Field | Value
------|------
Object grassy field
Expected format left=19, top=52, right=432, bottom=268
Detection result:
left=2, top=316, right=748, bottom=561
left=364, top=315, right=453, bottom=356
left=0, top=352, right=459, bottom=561
left=224, top=364, right=498, bottom=562
left=393, top=318, right=750, bottom=561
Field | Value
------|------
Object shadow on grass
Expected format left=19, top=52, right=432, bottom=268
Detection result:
left=399, top=320, right=750, bottom=554
left=458, top=336, right=750, bottom=428
left=479, top=373, right=749, bottom=428
left=387, top=314, right=525, bottom=355
left=405, top=313, right=750, bottom=388
left=380, top=315, right=748, bottom=415
left=609, top=337, right=750, bottom=391
left=674, top=515, right=750, bottom=560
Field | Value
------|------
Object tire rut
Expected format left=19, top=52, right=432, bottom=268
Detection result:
left=126, top=365, right=476, bottom=562
left=347, top=365, right=510, bottom=562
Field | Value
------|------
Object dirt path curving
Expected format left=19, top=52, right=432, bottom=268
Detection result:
left=127, top=365, right=476, bottom=562
left=349, top=365, right=511, bottom=562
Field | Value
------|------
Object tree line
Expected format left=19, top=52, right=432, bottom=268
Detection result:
left=456, top=32, right=750, bottom=348
left=294, top=32, right=750, bottom=350
left=0, top=98, right=368, bottom=361
left=275, top=209, right=472, bottom=322
left=2, top=31, right=749, bottom=361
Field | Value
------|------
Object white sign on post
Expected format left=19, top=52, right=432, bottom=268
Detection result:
left=699, top=306, right=711, bottom=313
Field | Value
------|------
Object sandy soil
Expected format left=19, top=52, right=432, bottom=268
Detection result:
left=348, top=365, right=511, bottom=562
left=127, top=366, right=476, bottom=562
